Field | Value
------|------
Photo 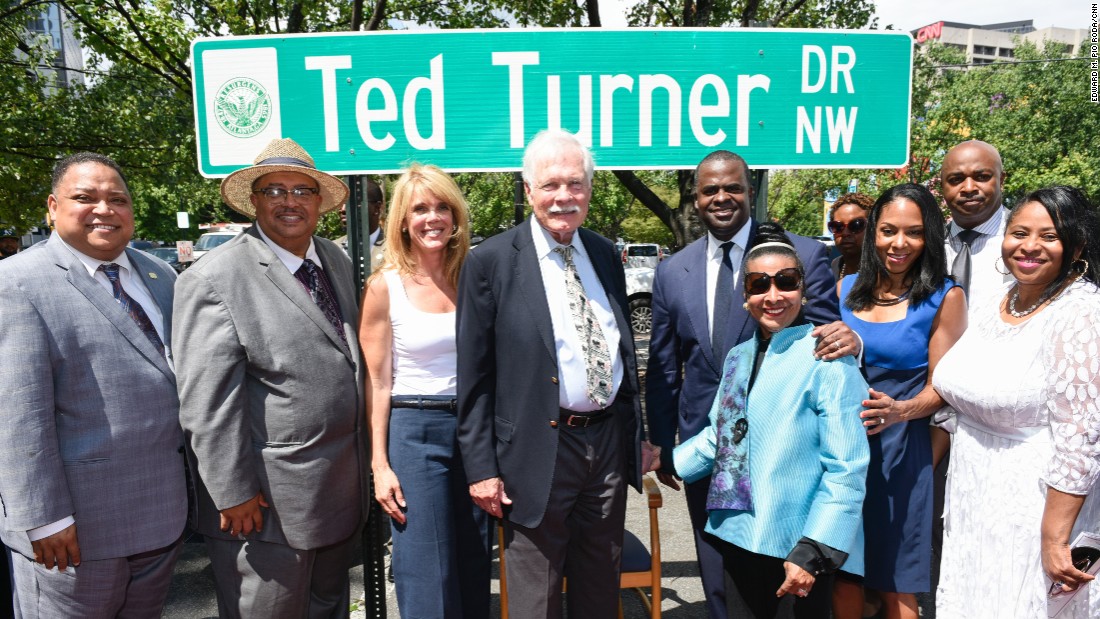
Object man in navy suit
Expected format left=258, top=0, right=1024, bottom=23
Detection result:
left=645, top=150, right=859, bottom=617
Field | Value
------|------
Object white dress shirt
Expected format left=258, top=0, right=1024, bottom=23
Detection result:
left=705, top=224, right=752, bottom=338
left=530, top=217, right=623, bottom=412
left=257, top=224, right=322, bottom=274
left=946, top=208, right=1012, bottom=314
left=30, top=237, right=168, bottom=542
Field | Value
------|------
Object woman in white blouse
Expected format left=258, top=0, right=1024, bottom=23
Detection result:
left=933, top=186, right=1100, bottom=618
left=358, top=165, right=489, bottom=618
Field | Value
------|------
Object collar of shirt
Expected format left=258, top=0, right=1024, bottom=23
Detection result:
left=530, top=215, right=595, bottom=265
left=949, top=206, right=1006, bottom=242
left=52, top=234, right=136, bottom=278
left=256, top=225, right=321, bottom=273
left=706, top=222, right=752, bottom=262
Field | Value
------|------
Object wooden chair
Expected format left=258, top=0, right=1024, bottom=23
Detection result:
left=498, top=475, right=664, bottom=619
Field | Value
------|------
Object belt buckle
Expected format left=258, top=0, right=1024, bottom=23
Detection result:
left=565, top=414, right=589, bottom=428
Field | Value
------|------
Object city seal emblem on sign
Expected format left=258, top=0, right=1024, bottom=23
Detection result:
left=213, top=77, right=272, bottom=138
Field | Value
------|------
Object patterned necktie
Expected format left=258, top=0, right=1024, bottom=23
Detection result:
left=712, top=241, right=734, bottom=363
left=553, top=245, right=613, bottom=408
left=99, top=263, right=165, bottom=356
left=952, top=229, right=980, bottom=297
left=294, top=259, right=349, bottom=348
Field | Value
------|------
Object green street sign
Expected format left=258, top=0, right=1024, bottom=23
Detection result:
left=191, top=28, right=913, bottom=176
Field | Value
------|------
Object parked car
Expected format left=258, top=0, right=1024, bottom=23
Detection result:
left=145, top=247, right=187, bottom=273
left=621, top=243, right=662, bottom=268
left=625, top=266, right=654, bottom=335
left=193, top=223, right=250, bottom=261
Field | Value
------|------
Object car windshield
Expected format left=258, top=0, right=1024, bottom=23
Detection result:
left=628, top=245, right=658, bottom=256
left=149, top=248, right=177, bottom=261
left=195, top=234, right=235, bottom=251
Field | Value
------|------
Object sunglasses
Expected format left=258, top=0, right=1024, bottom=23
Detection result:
left=827, top=218, right=867, bottom=235
left=1047, top=545, right=1100, bottom=597
left=744, top=268, right=803, bottom=295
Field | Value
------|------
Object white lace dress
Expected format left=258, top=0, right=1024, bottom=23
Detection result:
left=933, top=280, right=1100, bottom=618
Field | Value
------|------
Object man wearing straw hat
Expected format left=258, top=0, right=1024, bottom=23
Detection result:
left=173, top=138, right=367, bottom=618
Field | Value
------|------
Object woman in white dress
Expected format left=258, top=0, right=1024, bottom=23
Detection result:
left=933, top=186, right=1100, bottom=618
left=358, top=165, right=490, bottom=618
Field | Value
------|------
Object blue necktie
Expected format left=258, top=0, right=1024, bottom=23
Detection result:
left=99, top=263, right=164, bottom=356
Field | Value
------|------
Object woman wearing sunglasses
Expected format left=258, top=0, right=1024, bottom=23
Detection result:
left=827, top=193, right=874, bottom=280
left=834, top=184, right=967, bottom=619
left=675, top=222, right=870, bottom=618
left=933, top=186, right=1100, bottom=618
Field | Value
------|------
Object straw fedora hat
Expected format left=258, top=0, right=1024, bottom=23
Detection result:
left=220, top=138, right=349, bottom=217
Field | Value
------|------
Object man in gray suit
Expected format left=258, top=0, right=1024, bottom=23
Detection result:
left=0, top=152, right=187, bottom=617
left=173, top=138, right=366, bottom=618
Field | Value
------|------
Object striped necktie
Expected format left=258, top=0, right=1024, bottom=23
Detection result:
left=99, top=263, right=165, bottom=356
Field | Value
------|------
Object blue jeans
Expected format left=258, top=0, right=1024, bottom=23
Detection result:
left=389, top=399, right=491, bottom=619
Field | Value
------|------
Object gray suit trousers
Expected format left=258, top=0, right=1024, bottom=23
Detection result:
left=206, top=533, right=357, bottom=619
left=11, top=540, right=180, bottom=619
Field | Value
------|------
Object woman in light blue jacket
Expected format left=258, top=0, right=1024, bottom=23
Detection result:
left=674, top=222, right=870, bottom=619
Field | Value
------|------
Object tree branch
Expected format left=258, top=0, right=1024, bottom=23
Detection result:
left=611, top=170, right=675, bottom=230
left=586, top=0, right=601, bottom=27
left=771, top=0, right=809, bottom=25
left=365, top=0, right=387, bottom=31
left=739, top=0, right=760, bottom=26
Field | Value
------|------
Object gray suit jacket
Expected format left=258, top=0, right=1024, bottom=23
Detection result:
left=0, top=236, right=187, bottom=561
left=173, top=226, right=366, bottom=550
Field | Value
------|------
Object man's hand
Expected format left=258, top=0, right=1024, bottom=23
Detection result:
left=31, top=524, right=80, bottom=571
left=219, top=492, right=268, bottom=537
left=812, top=321, right=861, bottom=361
left=641, top=440, right=662, bottom=474
left=469, top=477, right=511, bottom=519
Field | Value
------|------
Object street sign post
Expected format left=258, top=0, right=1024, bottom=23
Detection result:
left=191, top=28, right=913, bottom=176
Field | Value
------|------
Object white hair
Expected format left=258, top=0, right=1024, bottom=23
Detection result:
left=521, top=129, right=595, bottom=186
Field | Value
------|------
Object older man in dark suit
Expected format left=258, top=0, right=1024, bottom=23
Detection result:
left=457, top=129, right=659, bottom=619
left=0, top=152, right=187, bottom=617
left=173, top=138, right=367, bottom=618
left=646, top=150, right=858, bottom=617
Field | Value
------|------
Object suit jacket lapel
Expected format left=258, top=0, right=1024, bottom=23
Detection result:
left=513, top=219, right=557, bottom=362
left=126, top=248, right=175, bottom=346
left=316, top=240, right=358, bottom=363
left=248, top=231, right=353, bottom=361
left=49, top=242, right=174, bottom=382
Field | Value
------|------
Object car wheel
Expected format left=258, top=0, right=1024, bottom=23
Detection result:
left=629, top=297, right=652, bottom=335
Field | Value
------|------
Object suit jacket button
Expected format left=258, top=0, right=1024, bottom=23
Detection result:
left=551, top=376, right=559, bottom=384
left=549, top=420, right=558, bottom=428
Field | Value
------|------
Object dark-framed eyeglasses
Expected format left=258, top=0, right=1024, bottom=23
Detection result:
left=252, top=187, right=320, bottom=200
left=827, top=218, right=867, bottom=235
left=745, top=268, right=803, bottom=295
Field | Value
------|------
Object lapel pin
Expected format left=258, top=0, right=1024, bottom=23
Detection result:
left=148, top=272, right=158, bottom=279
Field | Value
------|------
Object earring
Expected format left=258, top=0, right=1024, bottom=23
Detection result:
left=801, top=297, right=807, bottom=306
left=401, top=228, right=408, bottom=234
left=994, top=257, right=1011, bottom=275
left=742, top=302, right=749, bottom=310
left=1073, top=258, right=1089, bottom=275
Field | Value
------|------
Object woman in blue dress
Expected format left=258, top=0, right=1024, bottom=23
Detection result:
left=834, top=184, right=967, bottom=619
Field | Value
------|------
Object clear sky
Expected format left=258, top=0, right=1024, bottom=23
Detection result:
left=599, top=0, right=1086, bottom=31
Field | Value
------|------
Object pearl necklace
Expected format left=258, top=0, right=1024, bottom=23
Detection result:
left=1007, top=287, right=1049, bottom=318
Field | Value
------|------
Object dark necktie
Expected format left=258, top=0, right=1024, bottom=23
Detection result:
left=712, top=241, right=734, bottom=363
left=951, top=229, right=980, bottom=297
left=99, top=263, right=165, bottom=356
left=294, top=259, right=348, bottom=348
left=553, top=245, right=613, bottom=407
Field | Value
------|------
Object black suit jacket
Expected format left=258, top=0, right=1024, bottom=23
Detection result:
left=456, top=218, right=643, bottom=528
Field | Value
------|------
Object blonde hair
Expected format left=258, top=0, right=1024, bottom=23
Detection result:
left=381, top=164, right=470, bottom=288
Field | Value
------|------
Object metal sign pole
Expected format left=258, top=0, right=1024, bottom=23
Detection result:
left=347, top=175, right=387, bottom=618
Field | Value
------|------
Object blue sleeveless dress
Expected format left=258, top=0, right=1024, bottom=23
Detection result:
left=840, top=275, right=956, bottom=593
